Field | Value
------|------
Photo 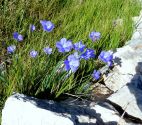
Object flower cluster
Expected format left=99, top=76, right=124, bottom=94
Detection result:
left=8, top=21, right=54, bottom=58
left=7, top=20, right=113, bottom=81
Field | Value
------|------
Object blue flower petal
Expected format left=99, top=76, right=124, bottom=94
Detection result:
left=64, top=60, right=70, bottom=71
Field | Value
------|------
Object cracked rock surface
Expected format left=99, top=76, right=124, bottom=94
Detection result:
left=2, top=93, right=120, bottom=125
left=102, top=9, right=142, bottom=124
left=104, top=39, right=142, bottom=92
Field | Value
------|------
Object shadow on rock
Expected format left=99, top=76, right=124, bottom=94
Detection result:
left=13, top=93, right=117, bottom=125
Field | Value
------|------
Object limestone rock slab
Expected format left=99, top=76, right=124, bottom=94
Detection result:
left=2, top=93, right=74, bottom=125
left=107, top=84, right=142, bottom=121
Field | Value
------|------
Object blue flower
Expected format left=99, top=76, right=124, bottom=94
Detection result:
left=30, top=24, right=36, bottom=31
left=89, top=31, right=101, bottom=42
left=74, top=41, right=86, bottom=52
left=81, top=49, right=95, bottom=60
left=56, top=38, right=73, bottom=53
left=92, top=70, right=101, bottom=80
left=7, top=45, right=16, bottom=54
left=30, top=50, right=38, bottom=58
left=43, top=47, right=52, bottom=55
left=98, top=51, right=113, bottom=66
left=64, top=53, right=80, bottom=72
left=40, top=20, right=54, bottom=32
left=13, top=32, right=23, bottom=41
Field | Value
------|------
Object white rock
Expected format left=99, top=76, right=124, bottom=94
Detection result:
left=104, top=39, right=142, bottom=92
left=131, top=30, right=142, bottom=40
left=3, top=93, right=140, bottom=125
left=108, top=84, right=142, bottom=120
left=91, top=104, right=120, bottom=123
left=2, top=93, right=74, bottom=125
